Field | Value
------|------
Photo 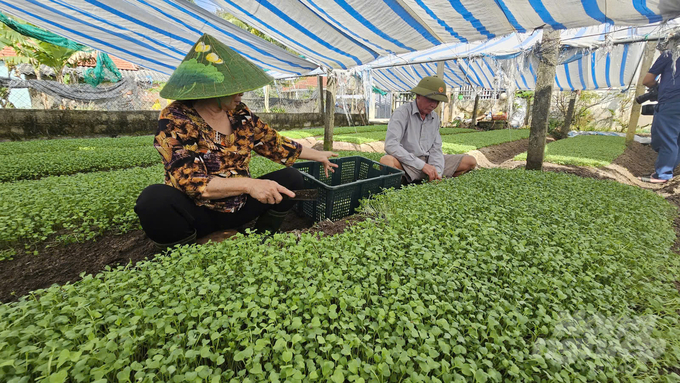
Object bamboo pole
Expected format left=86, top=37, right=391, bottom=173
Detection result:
left=526, top=28, right=560, bottom=171
left=263, top=85, right=270, bottom=112
left=447, top=90, right=455, bottom=124
left=324, top=72, right=337, bottom=151
left=471, top=93, right=480, bottom=127
left=524, top=97, right=532, bottom=127
left=318, top=75, right=324, bottom=116
left=626, top=41, right=657, bottom=145
left=435, top=61, right=445, bottom=118
left=560, top=90, right=579, bottom=138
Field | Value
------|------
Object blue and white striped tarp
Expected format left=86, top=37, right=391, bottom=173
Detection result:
left=363, top=23, right=676, bottom=92
left=0, top=0, right=319, bottom=78
left=370, top=43, right=646, bottom=92
left=2, top=0, right=679, bottom=87
left=370, top=57, right=502, bottom=92
left=211, top=0, right=680, bottom=70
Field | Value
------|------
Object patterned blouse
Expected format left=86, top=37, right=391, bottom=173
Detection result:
left=155, top=101, right=302, bottom=213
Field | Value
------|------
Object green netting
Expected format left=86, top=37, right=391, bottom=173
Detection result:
left=0, top=12, right=88, bottom=51
left=0, top=12, right=121, bottom=87
left=83, top=52, right=123, bottom=86
left=372, top=86, right=387, bottom=96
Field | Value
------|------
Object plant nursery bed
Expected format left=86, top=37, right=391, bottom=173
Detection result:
left=0, top=211, right=365, bottom=303
left=3, top=169, right=680, bottom=381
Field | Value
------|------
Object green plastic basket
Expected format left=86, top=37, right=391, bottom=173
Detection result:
left=292, top=156, right=403, bottom=221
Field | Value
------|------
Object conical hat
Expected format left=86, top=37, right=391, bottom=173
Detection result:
left=160, top=33, right=273, bottom=100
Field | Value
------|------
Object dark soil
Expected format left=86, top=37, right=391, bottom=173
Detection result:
left=611, top=141, right=658, bottom=177
left=478, top=138, right=530, bottom=164
left=0, top=231, right=156, bottom=303
left=301, top=214, right=366, bottom=236
left=0, top=210, right=359, bottom=303
left=477, top=137, right=556, bottom=165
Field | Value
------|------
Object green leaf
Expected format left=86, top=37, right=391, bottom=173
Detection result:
left=234, top=346, right=253, bottom=362
left=48, top=370, right=69, bottom=383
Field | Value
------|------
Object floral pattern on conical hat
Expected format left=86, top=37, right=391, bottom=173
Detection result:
left=160, top=33, right=273, bottom=100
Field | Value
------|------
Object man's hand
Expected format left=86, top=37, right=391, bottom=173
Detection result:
left=246, top=179, right=295, bottom=204
left=422, top=163, right=442, bottom=181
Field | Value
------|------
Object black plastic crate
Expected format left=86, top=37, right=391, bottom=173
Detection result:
left=292, top=156, right=403, bottom=221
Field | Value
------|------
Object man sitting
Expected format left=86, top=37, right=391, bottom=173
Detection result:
left=380, top=76, right=477, bottom=183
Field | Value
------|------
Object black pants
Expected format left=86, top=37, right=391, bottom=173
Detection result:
left=135, top=167, right=304, bottom=244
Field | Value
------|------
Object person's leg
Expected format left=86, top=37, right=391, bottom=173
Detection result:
left=135, top=184, right=219, bottom=249
left=379, top=155, right=404, bottom=171
left=653, top=103, right=680, bottom=180
left=671, top=104, right=680, bottom=172
left=253, top=167, right=304, bottom=234
left=452, top=155, right=477, bottom=177
left=380, top=154, right=428, bottom=184
left=214, top=167, right=304, bottom=234
left=651, top=106, right=662, bottom=154
left=441, top=154, right=476, bottom=178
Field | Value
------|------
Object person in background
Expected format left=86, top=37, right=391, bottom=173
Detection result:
left=380, top=76, right=476, bottom=183
left=639, top=35, right=680, bottom=184
left=135, top=34, right=337, bottom=250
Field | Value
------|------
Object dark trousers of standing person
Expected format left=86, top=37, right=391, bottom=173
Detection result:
left=651, top=99, right=680, bottom=180
left=135, top=167, right=304, bottom=249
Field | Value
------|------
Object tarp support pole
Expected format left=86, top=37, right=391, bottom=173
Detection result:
left=527, top=28, right=561, bottom=171
left=471, top=93, right=480, bottom=127
left=626, top=41, right=656, bottom=145
left=324, top=71, right=337, bottom=151
left=446, top=90, right=454, bottom=125
left=524, top=97, right=532, bottom=127
left=264, top=85, right=270, bottom=112
left=436, top=61, right=445, bottom=118
left=318, top=75, right=324, bottom=117
left=560, top=90, right=579, bottom=138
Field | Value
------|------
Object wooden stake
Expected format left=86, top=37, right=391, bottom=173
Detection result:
left=324, top=72, right=337, bottom=151
left=626, top=41, right=656, bottom=145
left=560, top=90, right=579, bottom=138
left=526, top=28, right=560, bottom=171
left=264, top=85, right=270, bottom=112
left=471, top=93, right=480, bottom=127
left=447, top=90, right=455, bottom=124
left=318, top=75, right=324, bottom=116
left=524, top=97, right=532, bottom=127
left=435, top=61, right=445, bottom=117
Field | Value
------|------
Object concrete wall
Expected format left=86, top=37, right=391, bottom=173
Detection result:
left=0, top=109, right=367, bottom=140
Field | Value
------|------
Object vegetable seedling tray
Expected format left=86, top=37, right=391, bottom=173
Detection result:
left=292, top=156, right=403, bottom=221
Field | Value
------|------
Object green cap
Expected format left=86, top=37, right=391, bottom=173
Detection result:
left=160, top=33, right=273, bottom=100
left=411, top=76, right=448, bottom=102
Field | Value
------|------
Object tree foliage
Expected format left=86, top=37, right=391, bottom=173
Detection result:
left=0, top=20, right=78, bottom=83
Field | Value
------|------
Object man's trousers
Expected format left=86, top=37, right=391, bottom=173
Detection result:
left=651, top=100, right=680, bottom=180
